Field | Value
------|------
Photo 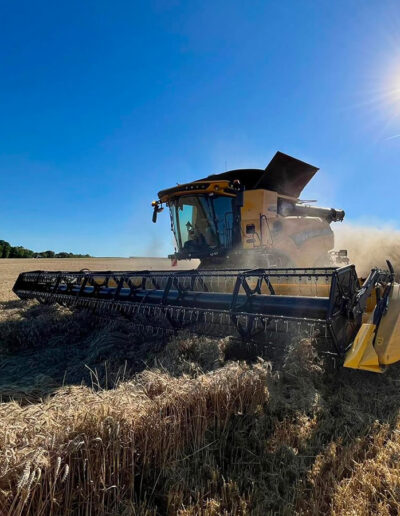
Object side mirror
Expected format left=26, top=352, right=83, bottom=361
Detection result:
left=152, top=207, right=158, bottom=223
left=151, top=201, right=163, bottom=223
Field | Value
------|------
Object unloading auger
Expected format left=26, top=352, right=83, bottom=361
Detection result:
left=13, top=261, right=400, bottom=373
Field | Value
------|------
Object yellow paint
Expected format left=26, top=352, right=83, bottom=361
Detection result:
left=264, top=283, right=331, bottom=296
left=344, top=284, right=400, bottom=372
left=159, top=180, right=235, bottom=203
left=365, top=288, right=377, bottom=313
left=240, top=190, right=278, bottom=249
left=374, top=284, right=400, bottom=366
left=344, top=323, right=382, bottom=373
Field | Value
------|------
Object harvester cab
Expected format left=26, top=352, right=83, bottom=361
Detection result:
left=153, top=151, right=345, bottom=268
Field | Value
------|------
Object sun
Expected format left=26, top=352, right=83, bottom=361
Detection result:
left=383, top=70, right=400, bottom=105
left=353, top=59, right=400, bottom=139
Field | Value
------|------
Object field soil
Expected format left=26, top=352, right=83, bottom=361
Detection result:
left=1, top=257, right=400, bottom=515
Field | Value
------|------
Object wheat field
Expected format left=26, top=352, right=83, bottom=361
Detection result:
left=1, top=257, right=400, bottom=515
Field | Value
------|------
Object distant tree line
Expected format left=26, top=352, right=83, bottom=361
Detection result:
left=0, top=240, right=91, bottom=258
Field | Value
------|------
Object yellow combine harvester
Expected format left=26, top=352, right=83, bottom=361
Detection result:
left=152, top=151, right=346, bottom=268
left=13, top=152, right=400, bottom=373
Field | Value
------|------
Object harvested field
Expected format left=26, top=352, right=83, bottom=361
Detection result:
left=1, top=256, right=400, bottom=515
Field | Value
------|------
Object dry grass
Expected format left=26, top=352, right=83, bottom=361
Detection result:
left=0, top=361, right=269, bottom=515
left=2, top=258, right=400, bottom=514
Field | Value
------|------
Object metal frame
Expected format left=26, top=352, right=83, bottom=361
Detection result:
left=13, top=265, right=387, bottom=356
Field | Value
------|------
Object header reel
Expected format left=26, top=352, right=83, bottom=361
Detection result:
left=13, top=262, right=400, bottom=372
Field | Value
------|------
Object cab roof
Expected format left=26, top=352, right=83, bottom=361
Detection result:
left=158, top=151, right=319, bottom=199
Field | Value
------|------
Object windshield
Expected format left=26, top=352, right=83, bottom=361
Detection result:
left=170, top=195, right=234, bottom=254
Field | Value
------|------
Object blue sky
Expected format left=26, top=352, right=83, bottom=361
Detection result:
left=1, top=0, right=400, bottom=256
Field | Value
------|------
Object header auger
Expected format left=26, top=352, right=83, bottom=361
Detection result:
left=11, top=152, right=400, bottom=373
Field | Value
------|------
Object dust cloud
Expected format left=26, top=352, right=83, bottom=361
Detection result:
left=334, top=223, right=400, bottom=277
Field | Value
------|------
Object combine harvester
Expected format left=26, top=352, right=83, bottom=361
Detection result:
left=13, top=152, right=400, bottom=373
